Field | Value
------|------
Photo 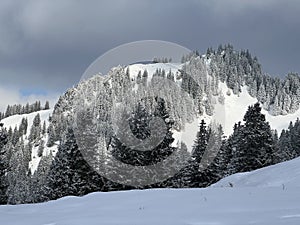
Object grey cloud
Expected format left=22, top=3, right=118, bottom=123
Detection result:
left=0, top=0, right=300, bottom=94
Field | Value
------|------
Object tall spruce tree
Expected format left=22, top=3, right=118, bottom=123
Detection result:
left=290, top=118, right=300, bottom=155
left=0, top=124, right=8, bottom=204
left=44, top=127, right=103, bottom=201
left=192, top=120, right=208, bottom=163
left=243, top=103, right=275, bottom=170
left=227, top=122, right=246, bottom=174
left=112, top=98, right=175, bottom=167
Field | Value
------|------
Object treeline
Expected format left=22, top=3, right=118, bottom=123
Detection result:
left=180, top=45, right=300, bottom=116
left=152, top=57, right=172, bottom=63
left=275, top=119, right=300, bottom=162
left=1, top=101, right=300, bottom=204
left=0, top=101, right=50, bottom=120
left=206, top=44, right=300, bottom=115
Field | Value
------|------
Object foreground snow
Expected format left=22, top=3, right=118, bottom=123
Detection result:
left=1, top=188, right=299, bottom=225
left=214, top=156, right=300, bottom=188
left=2, top=157, right=300, bottom=225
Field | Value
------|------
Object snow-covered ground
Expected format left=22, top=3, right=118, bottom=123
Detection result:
left=1, top=157, right=300, bottom=225
left=127, top=63, right=300, bottom=141
left=0, top=109, right=58, bottom=173
left=128, top=62, right=182, bottom=81
left=213, top=157, right=300, bottom=188
left=1, top=109, right=52, bottom=134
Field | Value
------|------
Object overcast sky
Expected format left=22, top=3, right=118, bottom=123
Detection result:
left=0, top=0, right=300, bottom=110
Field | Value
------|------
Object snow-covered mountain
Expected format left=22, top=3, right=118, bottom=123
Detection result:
left=51, top=59, right=300, bottom=154
left=1, top=60, right=299, bottom=174
left=1, top=156, right=300, bottom=225
left=1, top=45, right=300, bottom=205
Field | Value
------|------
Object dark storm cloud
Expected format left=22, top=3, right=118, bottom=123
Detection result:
left=0, top=0, right=300, bottom=94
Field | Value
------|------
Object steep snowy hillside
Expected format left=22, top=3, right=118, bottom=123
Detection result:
left=1, top=109, right=52, bottom=134
left=50, top=61, right=300, bottom=156
left=2, top=155, right=300, bottom=224
left=0, top=109, right=57, bottom=173
left=213, top=157, right=300, bottom=188
left=2, top=61, right=299, bottom=177
left=127, top=62, right=300, bottom=137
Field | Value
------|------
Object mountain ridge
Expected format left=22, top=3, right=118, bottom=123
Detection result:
left=1, top=45, right=300, bottom=204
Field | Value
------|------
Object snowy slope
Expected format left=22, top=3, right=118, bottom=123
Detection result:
left=1, top=109, right=52, bottom=134
left=126, top=62, right=300, bottom=146
left=0, top=109, right=57, bottom=173
left=213, top=157, right=300, bottom=188
left=128, top=62, right=182, bottom=81
left=2, top=156, right=300, bottom=224
left=217, top=83, right=300, bottom=136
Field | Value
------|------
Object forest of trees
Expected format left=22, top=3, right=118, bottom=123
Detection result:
left=206, top=45, right=300, bottom=115
left=0, top=100, right=299, bottom=204
left=0, top=45, right=300, bottom=205
left=0, top=101, right=50, bottom=121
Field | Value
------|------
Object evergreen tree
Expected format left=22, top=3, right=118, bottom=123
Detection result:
left=208, top=125, right=230, bottom=178
left=45, top=127, right=103, bottom=201
left=229, top=103, right=276, bottom=173
left=136, top=71, right=142, bottom=84
left=12, top=126, right=20, bottom=146
left=37, top=140, right=45, bottom=157
left=42, top=121, right=47, bottom=135
left=290, top=118, right=300, bottom=155
left=142, top=70, right=148, bottom=86
left=227, top=122, right=245, bottom=174
left=19, top=118, right=28, bottom=135
left=7, top=139, right=30, bottom=204
left=275, top=129, right=294, bottom=163
left=47, top=124, right=56, bottom=147
left=243, top=103, right=275, bottom=170
left=112, top=99, right=175, bottom=166
left=191, top=120, right=208, bottom=163
left=0, top=124, right=8, bottom=204
left=30, top=155, right=53, bottom=203
left=44, top=101, right=50, bottom=110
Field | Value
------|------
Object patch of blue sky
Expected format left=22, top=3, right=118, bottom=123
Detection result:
left=20, top=89, right=48, bottom=96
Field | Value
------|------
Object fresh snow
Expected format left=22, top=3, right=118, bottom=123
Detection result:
left=128, top=62, right=182, bottom=81
left=264, top=108, right=300, bottom=134
left=126, top=62, right=300, bottom=150
left=1, top=109, right=52, bottom=134
left=127, top=62, right=300, bottom=138
left=1, top=157, right=300, bottom=224
left=1, top=63, right=300, bottom=224
left=213, top=156, right=300, bottom=188
left=0, top=109, right=57, bottom=173
left=1, top=63, right=300, bottom=170
left=216, top=83, right=300, bottom=136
